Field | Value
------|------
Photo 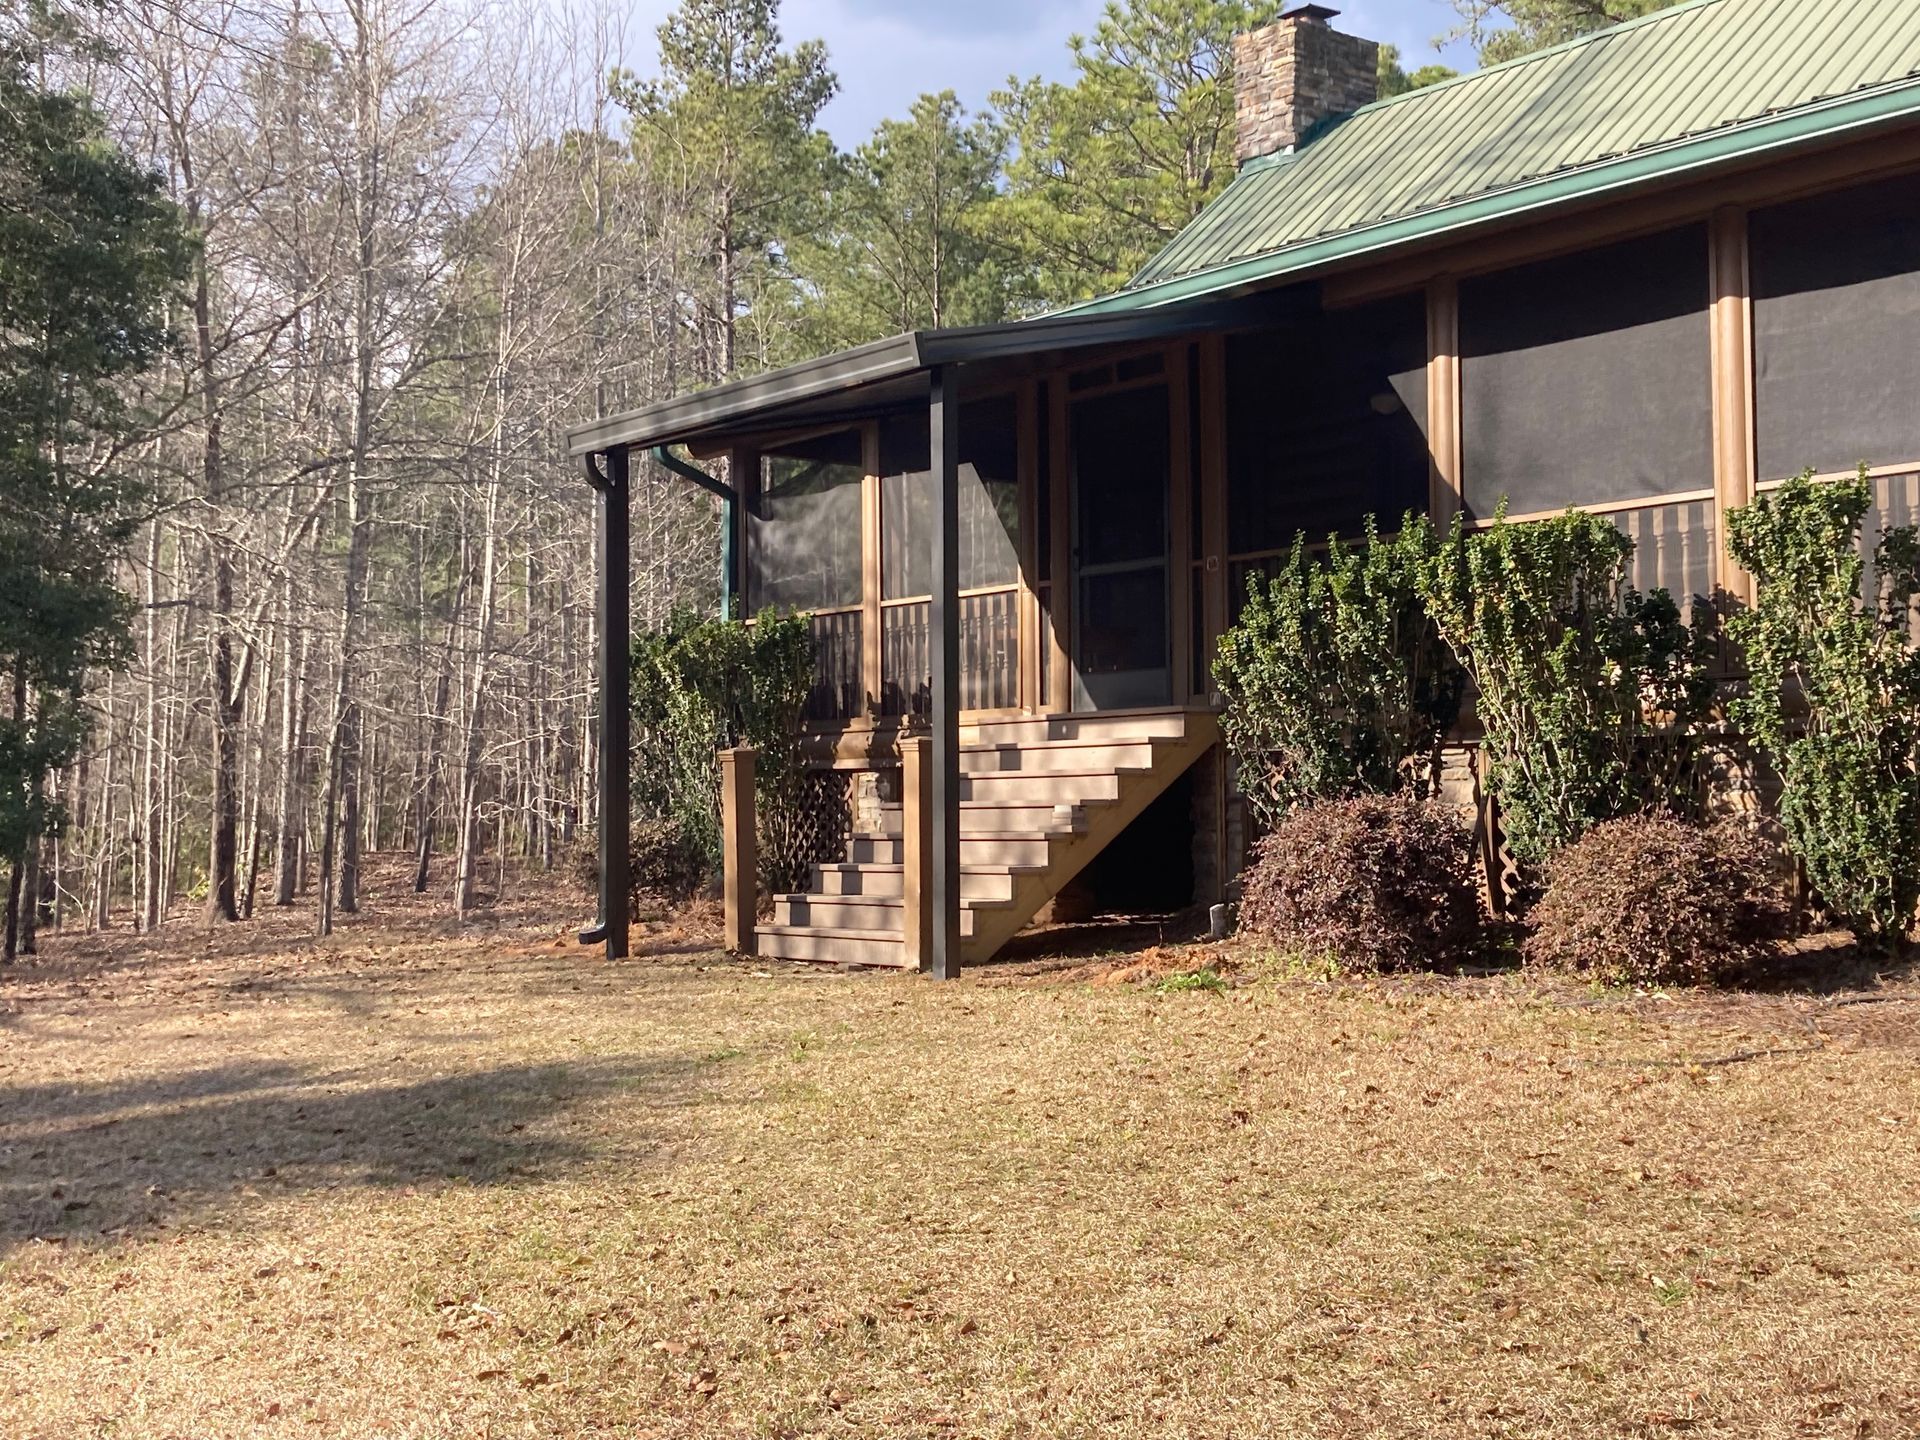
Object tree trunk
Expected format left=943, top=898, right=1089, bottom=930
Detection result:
left=341, top=702, right=362, bottom=913
left=5, top=671, right=27, bottom=961
left=454, top=473, right=503, bottom=916
left=2, top=859, right=20, bottom=964
left=141, top=519, right=162, bottom=931
left=319, top=0, right=381, bottom=937
left=319, top=475, right=373, bottom=934
left=413, top=593, right=463, bottom=892
left=240, top=621, right=274, bottom=918
left=199, top=257, right=240, bottom=924
left=274, top=574, right=306, bottom=905
left=18, top=836, right=40, bottom=955
left=94, top=673, right=117, bottom=930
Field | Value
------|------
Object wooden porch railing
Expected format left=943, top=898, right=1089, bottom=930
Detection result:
left=878, top=587, right=1019, bottom=718
left=803, top=609, right=863, bottom=726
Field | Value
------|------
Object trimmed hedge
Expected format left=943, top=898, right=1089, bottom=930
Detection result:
left=1522, top=813, right=1793, bottom=986
left=1239, top=793, right=1482, bottom=972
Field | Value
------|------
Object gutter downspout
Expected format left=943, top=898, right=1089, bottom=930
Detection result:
left=650, top=444, right=739, bottom=621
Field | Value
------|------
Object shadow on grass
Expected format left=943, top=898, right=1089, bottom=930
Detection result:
left=1739, top=930, right=1917, bottom=995
left=0, top=1060, right=310, bottom=1127
left=989, top=909, right=1212, bottom=969
left=0, top=1053, right=697, bottom=1252
left=987, top=908, right=1534, bottom=981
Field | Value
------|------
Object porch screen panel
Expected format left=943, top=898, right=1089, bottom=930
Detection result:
left=1751, top=173, right=1920, bottom=482
left=1460, top=224, right=1711, bottom=518
left=747, top=430, right=863, bottom=612
left=1226, top=290, right=1429, bottom=555
left=881, top=397, right=1021, bottom=600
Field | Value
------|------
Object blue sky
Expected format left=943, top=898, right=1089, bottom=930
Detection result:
left=611, top=0, right=1484, bottom=144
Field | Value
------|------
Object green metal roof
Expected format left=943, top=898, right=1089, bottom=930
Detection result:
left=1079, top=0, right=1920, bottom=313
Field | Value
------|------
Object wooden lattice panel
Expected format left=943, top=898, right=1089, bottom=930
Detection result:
left=762, top=769, right=853, bottom=894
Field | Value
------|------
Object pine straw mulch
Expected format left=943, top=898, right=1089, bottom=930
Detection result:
left=2, top=863, right=1918, bottom=1438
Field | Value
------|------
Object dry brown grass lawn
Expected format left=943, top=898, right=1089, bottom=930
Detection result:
left=3, top=861, right=1919, bottom=1439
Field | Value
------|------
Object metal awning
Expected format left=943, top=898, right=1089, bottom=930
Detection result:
left=564, top=294, right=1295, bottom=457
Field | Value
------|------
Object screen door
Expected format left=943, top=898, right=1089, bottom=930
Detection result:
left=1069, top=383, right=1172, bottom=710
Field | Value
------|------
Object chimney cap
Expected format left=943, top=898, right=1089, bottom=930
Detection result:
left=1281, top=4, right=1341, bottom=21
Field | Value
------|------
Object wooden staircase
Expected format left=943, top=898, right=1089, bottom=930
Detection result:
left=757, top=708, right=1218, bottom=968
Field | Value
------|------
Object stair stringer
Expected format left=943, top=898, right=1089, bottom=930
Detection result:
left=960, top=714, right=1220, bottom=965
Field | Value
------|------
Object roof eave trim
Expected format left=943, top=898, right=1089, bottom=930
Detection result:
left=566, top=296, right=1265, bottom=456
left=565, top=331, right=924, bottom=457
left=1067, top=77, right=1920, bottom=317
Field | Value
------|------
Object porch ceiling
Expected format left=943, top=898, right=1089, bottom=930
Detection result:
left=563, top=293, right=1295, bottom=458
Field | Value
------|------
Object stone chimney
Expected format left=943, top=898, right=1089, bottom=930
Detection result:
left=1233, top=5, right=1379, bottom=166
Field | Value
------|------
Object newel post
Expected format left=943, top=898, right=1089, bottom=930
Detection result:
left=899, top=735, right=934, bottom=970
left=719, top=746, right=757, bottom=955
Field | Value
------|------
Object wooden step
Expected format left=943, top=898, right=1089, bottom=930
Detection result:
left=755, top=925, right=912, bottom=968
left=958, top=770, right=1123, bottom=804
left=811, top=862, right=1032, bottom=902
left=849, top=833, right=1059, bottom=867
left=873, top=799, right=1101, bottom=834
left=864, top=771, right=1121, bottom=817
left=960, top=737, right=1163, bottom=775
left=961, top=714, right=1221, bottom=965
left=759, top=708, right=1221, bottom=970
left=771, top=892, right=997, bottom=937
left=960, top=710, right=1194, bottom=746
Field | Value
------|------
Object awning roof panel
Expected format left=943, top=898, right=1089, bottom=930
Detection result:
left=565, top=296, right=1288, bottom=456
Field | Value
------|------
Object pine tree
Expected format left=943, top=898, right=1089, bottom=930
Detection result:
left=1376, top=43, right=1457, bottom=99
left=796, top=91, right=1011, bottom=349
left=1450, top=0, right=1684, bottom=65
left=613, top=0, right=837, bottom=380
left=989, top=0, right=1280, bottom=309
left=0, top=9, right=191, bottom=958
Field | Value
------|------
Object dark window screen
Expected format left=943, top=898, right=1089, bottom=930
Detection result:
left=1460, top=224, right=1711, bottom=517
left=747, top=429, right=863, bottom=612
left=1752, top=173, right=1920, bottom=482
left=1073, top=386, right=1170, bottom=568
left=881, top=397, right=1021, bottom=599
left=1226, top=291, right=1429, bottom=555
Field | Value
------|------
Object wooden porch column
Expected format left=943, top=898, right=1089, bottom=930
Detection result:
left=587, top=446, right=630, bottom=961
left=719, top=746, right=757, bottom=955
left=729, top=443, right=758, bottom=618
left=928, top=366, right=964, bottom=979
left=1427, top=278, right=1464, bottom=526
left=899, top=734, right=934, bottom=969
left=1709, top=206, right=1758, bottom=607
left=860, top=424, right=883, bottom=716
left=1168, top=344, right=1195, bottom=701
left=1046, top=376, right=1073, bottom=714
left=1016, top=381, right=1043, bottom=713
left=1196, top=335, right=1229, bottom=694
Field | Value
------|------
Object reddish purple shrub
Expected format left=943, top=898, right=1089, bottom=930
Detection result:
left=1523, top=813, right=1794, bottom=986
left=1238, top=793, right=1482, bottom=971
